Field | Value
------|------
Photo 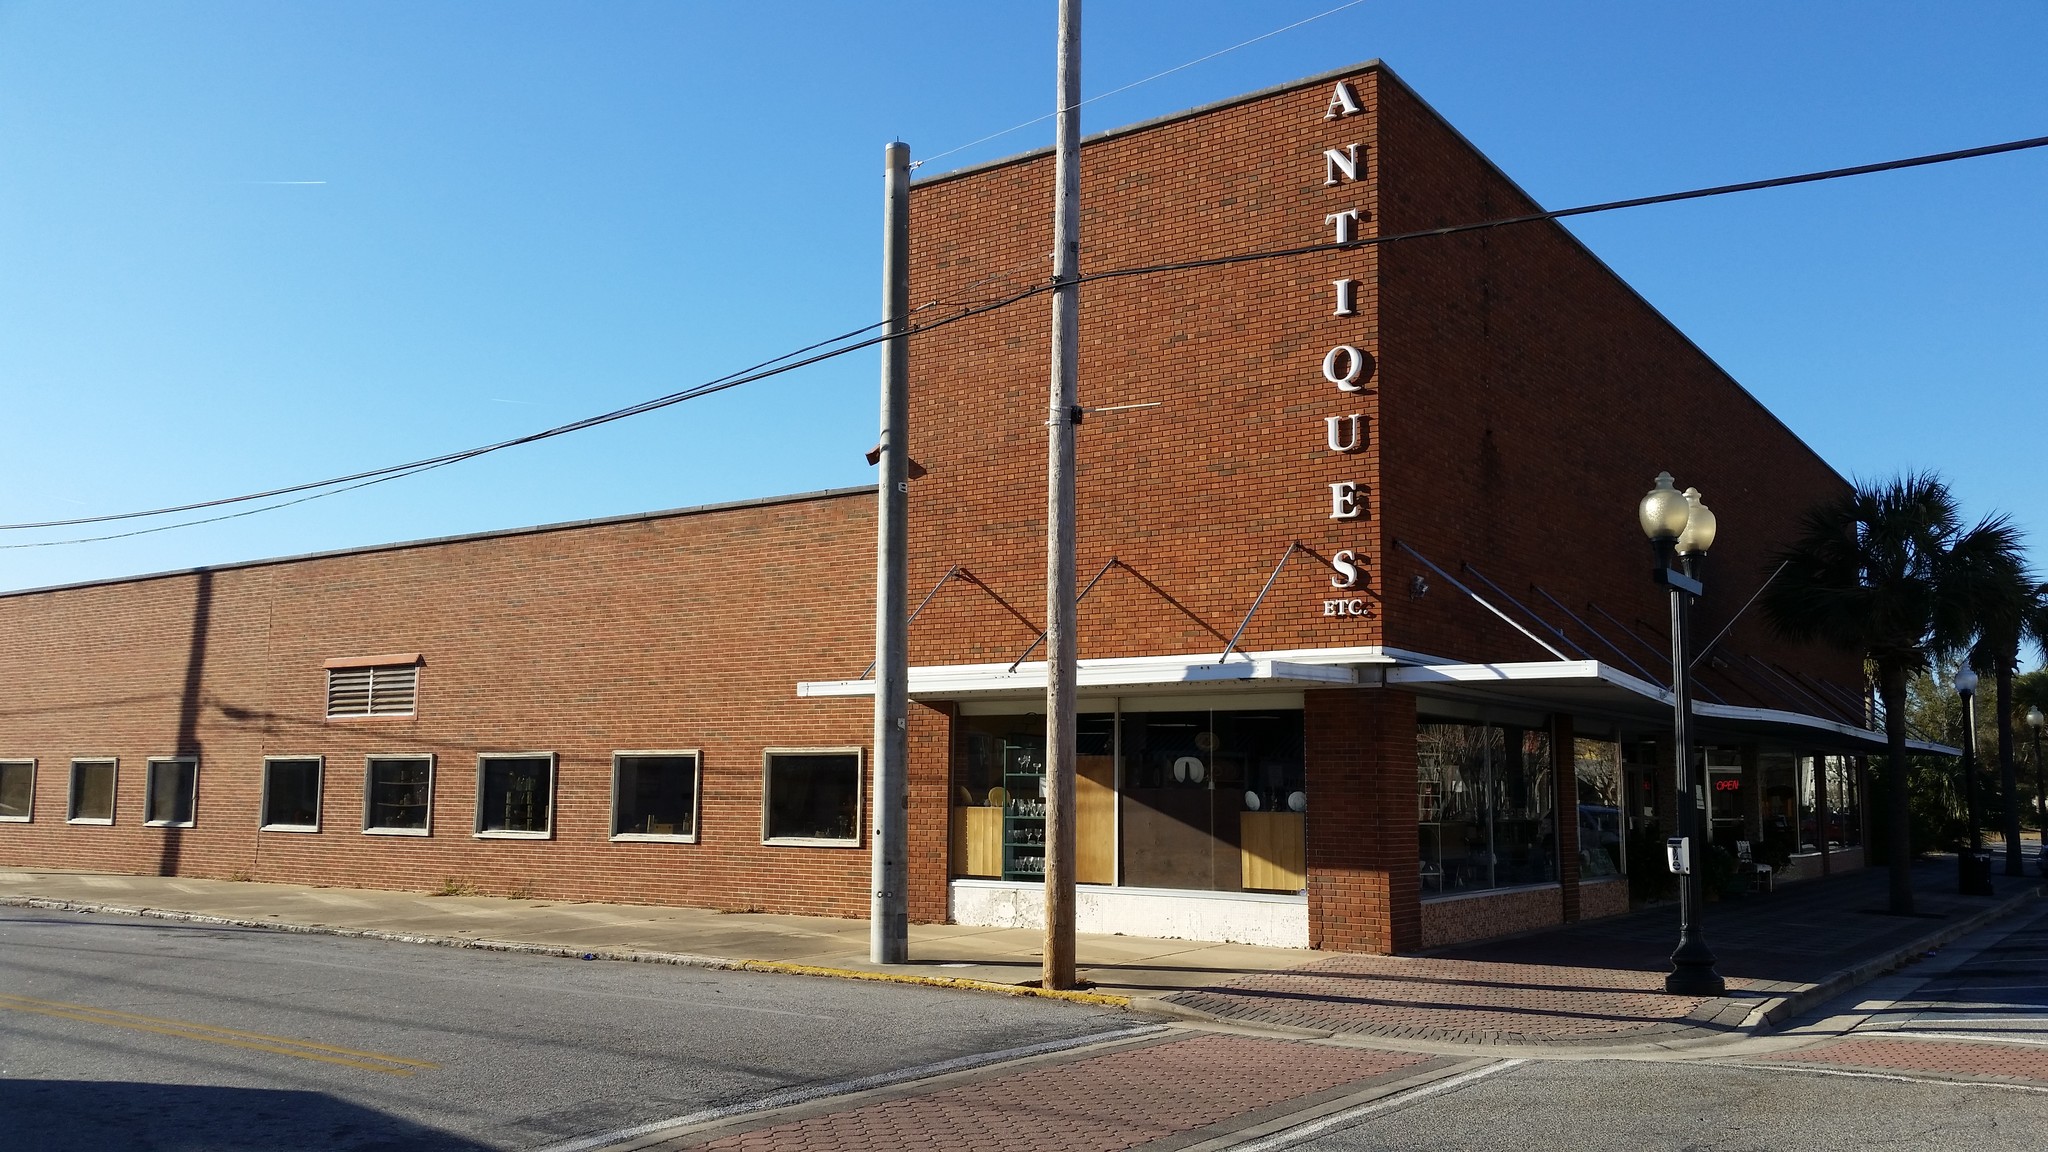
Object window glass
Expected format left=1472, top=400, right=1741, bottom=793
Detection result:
left=1418, top=722, right=1555, bottom=896
left=69, top=759, right=116, bottom=823
left=0, top=760, right=33, bottom=821
left=764, top=751, right=860, bottom=844
left=1574, top=739, right=1623, bottom=877
left=146, top=758, right=198, bottom=826
left=365, top=756, right=432, bottom=833
left=478, top=755, right=554, bottom=835
left=1120, top=709, right=1305, bottom=893
left=262, top=758, right=322, bottom=829
left=613, top=753, right=699, bottom=839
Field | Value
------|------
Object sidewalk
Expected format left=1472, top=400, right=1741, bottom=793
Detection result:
left=3, top=857, right=2037, bottom=1049
left=1161, top=857, right=2041, bottom=1047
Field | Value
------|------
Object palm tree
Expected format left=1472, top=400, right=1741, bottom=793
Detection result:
left=1966, top=568, right=2046, bottom=876
left=1760, top=473, right=2014, bottom=915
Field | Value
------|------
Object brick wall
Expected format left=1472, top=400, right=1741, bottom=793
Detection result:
left=1305, top=686, right=1418, bottom=953
left=0, top=492, right=884, bottom=917
left=1372, top=75, right=1859, bottom=695
left=1420, top=885, right=1565, bottom=951
left=902, top=69, right=1387, bottom=669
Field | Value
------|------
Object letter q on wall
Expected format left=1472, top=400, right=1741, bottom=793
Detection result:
left=1322, top=345, right=1373, bottom=392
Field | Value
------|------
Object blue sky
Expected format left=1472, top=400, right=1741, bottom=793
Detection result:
left=2, top=1, right=2043, bottom=613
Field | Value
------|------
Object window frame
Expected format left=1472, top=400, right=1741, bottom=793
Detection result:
left=144, top=756, right=200, bottom=828
left=761, top=746, right=863, bottom=848
left=67, top=757, right=118, bottom=825
left=260, top=755, right=324, bottom=833
left=609, top=749, right=702, bottom=843
left=362, top=753, right=436, bottom=837
left=0, top=758, right=36, bottom=822
left=473, top=752, right=557, bottom=840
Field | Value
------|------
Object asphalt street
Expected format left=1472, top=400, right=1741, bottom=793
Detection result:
left=0, top=906, right=1130, bottom=1151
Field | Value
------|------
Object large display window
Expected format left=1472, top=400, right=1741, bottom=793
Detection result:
left=1417, top=721, right=1555, bottom=896
left=949, top=700, right=1306, bottom=894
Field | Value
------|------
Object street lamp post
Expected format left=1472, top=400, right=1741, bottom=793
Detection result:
left=2028, top=705, right=2044, bottom=875
left=1639, top=472, right=1725, bottom=997
left=1955, top=666, right=1987, bottom=895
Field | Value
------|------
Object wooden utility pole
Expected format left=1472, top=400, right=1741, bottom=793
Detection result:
left=1042, top=0, right=1081, bottom=991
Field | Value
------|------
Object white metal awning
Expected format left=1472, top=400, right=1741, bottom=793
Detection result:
left=800, top=648, right=1953, bottom=757
left=1382, top=658, right=1956, bottom=756
left=798, top=651, right=1363, bottom=702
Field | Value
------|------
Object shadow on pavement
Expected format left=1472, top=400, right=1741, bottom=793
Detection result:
left=1422, top=858, right=2036, bottom=986
left=0, top=1079, right=488, bottom=1152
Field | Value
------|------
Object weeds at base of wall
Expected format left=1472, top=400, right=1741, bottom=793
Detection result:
left=430, top=878, right=482, bottom=897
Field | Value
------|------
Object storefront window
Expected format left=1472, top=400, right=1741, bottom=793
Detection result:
left=1418, top=722, right=1555, bottom=896
left=1573, top=739, right=1623, bottom=877
left=949, top=704, right=1305, bottom=893
left=1121, top=709, right=1305, bottom=893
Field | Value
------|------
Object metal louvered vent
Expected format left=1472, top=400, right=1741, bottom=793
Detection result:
left=327, top=664, right=418, bottom=717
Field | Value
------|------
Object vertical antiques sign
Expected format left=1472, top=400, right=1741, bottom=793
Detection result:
left=1319, top=79, right=1372, bottom=619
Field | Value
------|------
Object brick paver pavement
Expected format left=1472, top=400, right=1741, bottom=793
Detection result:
left=686, top=1035, right=1442, bottom=1151
left=1762, top=1037, right=2048, bottom=1085
left=1160, top=862, right=2034, bottom=1045
left=1163, top=955, right=1760, bottom=1044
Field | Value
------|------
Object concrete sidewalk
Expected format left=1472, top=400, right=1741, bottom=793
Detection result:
left=3, top=857, right=2037, bottom=1048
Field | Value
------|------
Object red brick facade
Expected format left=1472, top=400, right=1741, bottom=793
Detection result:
left=0, top=493, right=878, bottom=915
left=0, top=62, right=1862, bottom=953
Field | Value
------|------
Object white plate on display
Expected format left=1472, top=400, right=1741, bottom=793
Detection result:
left=1173, top=755, right=1205, bottom=784
left=1287, top=791, right=1307, bottom=812
left=987, top=787, right=1007, bottom=808
left=1244, top=791, right=1262, bottom=810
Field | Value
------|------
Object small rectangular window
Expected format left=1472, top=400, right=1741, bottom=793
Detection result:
left=364, top=755, right=433, bottom=835
left=611, top=752, right=700, bottom=841
left=326, top=659, right=420, bottom=717
left=69, top=758, right=117, bottom=824
left=763, top=748, right=861, bottom=846
left=145, top=757, right=198, bottom=827
left=262, top=757, right=323, bottom=831
left=0, top=760, right=35, bottom=822
left=477, top=754, right=554, bottom=838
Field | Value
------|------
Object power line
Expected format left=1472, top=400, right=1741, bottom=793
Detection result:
left=10, top=129, right=2044, bottom=548
left=911, top=0, right=1370, bottom=171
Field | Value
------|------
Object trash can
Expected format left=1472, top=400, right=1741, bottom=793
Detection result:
left=1958, top=850, right=1995, bottom=896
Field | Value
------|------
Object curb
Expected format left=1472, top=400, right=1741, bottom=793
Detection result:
left=1738, top=883, right=2043, bottom=1031
left=0, top=896, right=1133, bottom=1009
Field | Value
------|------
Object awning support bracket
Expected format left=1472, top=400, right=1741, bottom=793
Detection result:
left=1009, top=557, right=1121, bottom=672
left=1396, top=540, right=1567, bottom=662
left=861, top=564, right=961, bottom=679
left=1219, top=541, right=1302, bottom=663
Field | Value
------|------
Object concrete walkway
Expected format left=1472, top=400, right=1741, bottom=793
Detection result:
left=3, top=855, right=2038, bottom=1049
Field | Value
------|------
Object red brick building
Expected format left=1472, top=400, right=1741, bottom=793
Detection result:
left=0, top=63, right=1888, bottom=953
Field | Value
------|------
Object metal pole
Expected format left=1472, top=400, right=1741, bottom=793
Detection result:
left=1666, top=551, right=1723, bottom=996
left=869, top=140, right=912, bottom=965
left=1962, top=687, right=1981, bottom=853
left=2033, top=725, right=2044, bottom=867
left=1042, top=0, right=1081, bottom=992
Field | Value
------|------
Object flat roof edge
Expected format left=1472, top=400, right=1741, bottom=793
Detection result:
left=0, top=484, right=877, bottom=601
left=912, top=59, right=1389, bottom=187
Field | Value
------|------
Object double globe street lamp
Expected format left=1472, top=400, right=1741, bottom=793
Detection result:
left=1639, top=472, right=1725, bottom=997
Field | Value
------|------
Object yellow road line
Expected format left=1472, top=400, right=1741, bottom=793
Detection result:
left=0, top=992, right=437, bottom=1076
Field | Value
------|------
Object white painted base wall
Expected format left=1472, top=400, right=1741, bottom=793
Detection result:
left=948, top=880, right=1310, bottom=948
